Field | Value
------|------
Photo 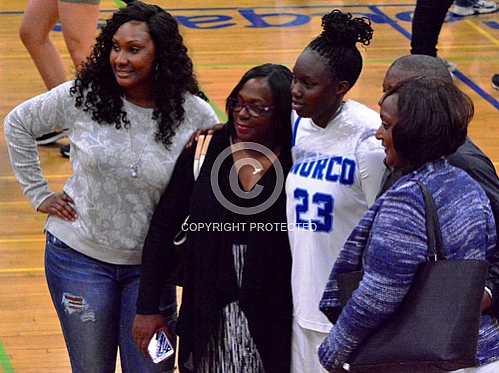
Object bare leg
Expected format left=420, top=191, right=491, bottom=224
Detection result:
left=58, top=1, right=100, bottom=73
left=19, top=0, right=66, bottom=90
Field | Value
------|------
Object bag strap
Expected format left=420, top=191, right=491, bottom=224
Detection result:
left=173, top=134, right=213, bottom=247
left=193, top=133, right=212, bottom=180
left=415, top=181, right=445, bottom=261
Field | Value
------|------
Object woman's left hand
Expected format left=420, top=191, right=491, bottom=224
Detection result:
left=37, top=192, right=77, bottom=221
left=185, top=123, right=225, bottom=148
left=132, top=314, right=171, bottom=357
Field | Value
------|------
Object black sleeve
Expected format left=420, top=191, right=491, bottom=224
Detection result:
left=136, top=146, right=196, bottom=314
left=448, top=140, right=499, bottom=317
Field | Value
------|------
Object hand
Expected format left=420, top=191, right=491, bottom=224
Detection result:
left=480, top=290, right=492, bottom=313
left=132, top=314, right=171, bottom=357
left=185, top=123, right=225, bottom=148
left=38, top=192, right=77, bottom=221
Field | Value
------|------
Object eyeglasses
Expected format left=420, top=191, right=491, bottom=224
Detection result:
left=228, top=98, right=273, bottom=118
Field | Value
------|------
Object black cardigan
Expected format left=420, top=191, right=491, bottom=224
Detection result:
left=137, top=128, right=293, bottom=373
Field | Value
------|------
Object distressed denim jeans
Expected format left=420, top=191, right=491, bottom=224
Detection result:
left=45, top=231, right=177, bottom=373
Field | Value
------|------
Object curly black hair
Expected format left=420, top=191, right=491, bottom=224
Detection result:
left=308, top=9, right=373, bottom=88
left=70, top=1, right=200, bottom=148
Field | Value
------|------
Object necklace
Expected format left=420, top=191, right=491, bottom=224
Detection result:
left=128, top=126, right=147, bottom=178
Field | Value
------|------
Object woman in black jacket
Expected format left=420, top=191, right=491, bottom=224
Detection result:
left=133, top=63, right=294, bottom=372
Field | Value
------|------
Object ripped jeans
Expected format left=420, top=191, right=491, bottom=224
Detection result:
left=45, top=231, right=177, bottom=373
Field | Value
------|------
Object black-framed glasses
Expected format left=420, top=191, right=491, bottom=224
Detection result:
left=228, top=98, right=274, bottom=118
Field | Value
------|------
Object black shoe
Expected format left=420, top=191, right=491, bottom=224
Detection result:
left=36, top=130, right=67, bottom=145
left=60, top=144, right=70, bottom=158
left=492, top=74, right=499, bottom=90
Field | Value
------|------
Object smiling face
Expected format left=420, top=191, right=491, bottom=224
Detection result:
left=232, top=77, right=275, bottom=145
left=291, top=49, right=346, bottom=127
left=376, top=93, right=406, bottom=169
left=109, top=21, right=156, bottom=98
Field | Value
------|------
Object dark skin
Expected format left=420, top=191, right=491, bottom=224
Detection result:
left=291, top=48, right=350, bottom=128
left=381, top=66, right=492, bottom=313
left=133, top=77, right=281, bottom=357
left=231, top=77, right=280, bottom=191
left=38, top=21, right=158, bottom=223
left=109, top=20, right=156, bottom=108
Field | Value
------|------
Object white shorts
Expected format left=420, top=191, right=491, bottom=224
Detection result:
left=290, top=320, right=329, bottom=373
left=452, top=360, right=499, bottom=373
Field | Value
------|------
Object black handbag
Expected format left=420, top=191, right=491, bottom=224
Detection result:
left=336, top=181, right=489, bottom=373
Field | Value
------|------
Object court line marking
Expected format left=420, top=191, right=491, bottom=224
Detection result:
left=0, top=267, right=44, bottom=274
left=0, top=341, right=14, bottom=373
left=465, top=20, right=499, bottom=47
left=368, top=5, right=499, bottom=111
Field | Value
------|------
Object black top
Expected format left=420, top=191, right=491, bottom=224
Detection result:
left=137, top=128, right=293, bottom=373
left=380, top=138, right=499, bottom=316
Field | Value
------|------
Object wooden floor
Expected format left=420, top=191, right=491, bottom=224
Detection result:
left=0, top=0, right=497, bottom=371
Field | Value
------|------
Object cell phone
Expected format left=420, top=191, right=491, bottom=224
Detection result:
left=148, top=330, right=174, bottom=363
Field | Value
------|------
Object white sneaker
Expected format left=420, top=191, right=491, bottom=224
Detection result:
left=450, top=0, right=497, bottom=16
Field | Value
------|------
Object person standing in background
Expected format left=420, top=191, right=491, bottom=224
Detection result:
left=20, top=0, right=101, bottom=146
left=411, top=0, right=496, bottom=71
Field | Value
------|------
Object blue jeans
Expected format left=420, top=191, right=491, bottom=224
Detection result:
left=45, top=232, right=177, bottom=373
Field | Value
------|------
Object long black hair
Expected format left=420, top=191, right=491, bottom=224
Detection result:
left=225, top=64, right=293, bottom=151
left=308, top=9, right=373, bottom=88
left=71, top=1, right=200, bottom=148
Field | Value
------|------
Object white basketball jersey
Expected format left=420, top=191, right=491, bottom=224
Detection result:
left=286, top=100, right=386, bottom=332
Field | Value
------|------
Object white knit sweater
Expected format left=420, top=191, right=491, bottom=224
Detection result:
left=4, top=81, right=218, bottom=264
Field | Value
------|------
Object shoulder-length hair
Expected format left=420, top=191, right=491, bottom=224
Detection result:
left=225, top=63, right=293, bottom=151
left=382, top=77, right=473, bottom=169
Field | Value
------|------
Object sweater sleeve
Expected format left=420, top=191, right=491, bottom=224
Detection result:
left=485, top=199, right=499, bottom=316
left=136, top=145, right=196, bottom=314
left=356, top=134, right=386, bottom=207
left=318, top=184, right=427, bottom=369
left=3, top=82, right=74, bottom=209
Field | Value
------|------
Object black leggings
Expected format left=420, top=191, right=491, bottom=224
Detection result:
left=411, top=0, right=454, bottom=56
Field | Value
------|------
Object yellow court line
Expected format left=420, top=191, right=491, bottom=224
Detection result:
left=465, top=20, right=499, bottom=47
left=0, top=267, right=44, bottom=274
left=0, top=238, right=44, bottom=243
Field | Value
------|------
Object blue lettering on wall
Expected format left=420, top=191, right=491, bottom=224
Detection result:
left=176, top=15, right=235, bottom=29
left=51, top=7, right=497, bottom=32
left=239, top=9, right=310, bottom=28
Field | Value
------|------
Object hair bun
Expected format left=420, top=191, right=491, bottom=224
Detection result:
left=320, top=10, right=373, bottom=47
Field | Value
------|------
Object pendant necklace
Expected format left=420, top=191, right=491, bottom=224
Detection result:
left=128, top=126, right=147, bottom=178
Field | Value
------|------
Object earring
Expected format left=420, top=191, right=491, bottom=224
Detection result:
left=154, top=64, right=160, bottom=80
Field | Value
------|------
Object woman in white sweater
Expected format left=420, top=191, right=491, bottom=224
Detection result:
left=4, top=2, right=217, bottom=372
